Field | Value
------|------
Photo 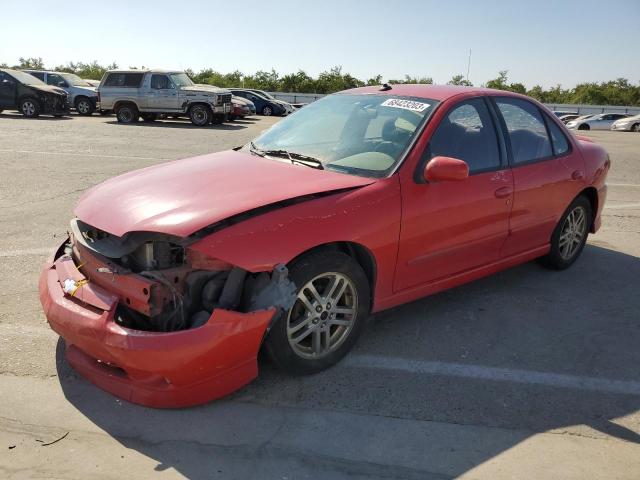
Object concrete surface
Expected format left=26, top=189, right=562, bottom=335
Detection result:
left=0, top=112, right=638, bottom=479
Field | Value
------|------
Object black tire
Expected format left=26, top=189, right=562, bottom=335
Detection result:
left=19, top=97, right=40, bottom=118
left=140, top=113, right=158, bottom=122
left=189, top=104, right=211, bottom=126
left=265, top=250, right=370, bottom=375
left=262, top=105, right=273, bottom=116
left=539, top=195, right=592, bottom=270
left=74, top=96, right=94, bottom=116
left=632, top=123, right=640, bottom=133
left=578, top=123, right=590, bottom=131
left=116, top=104, right=139, bottom=123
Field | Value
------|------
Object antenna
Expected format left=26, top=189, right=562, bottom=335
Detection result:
left=466, top=49, right=472, bottom=83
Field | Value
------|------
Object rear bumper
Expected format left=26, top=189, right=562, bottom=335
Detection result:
left=39, top=245, right=275, bottom=408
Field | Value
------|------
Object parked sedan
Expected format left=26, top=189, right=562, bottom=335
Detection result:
left=558, top=114, right=581, bottom=124
left=611, top=114, right=640, bottom=132
left=230, top=88, right=293, bottom=116
left=0, top=68, right=69, bottom=117
left=40, top=85, right=609, bottom=407
left=228, top=95, right=256, bottom=121
left=566, top=113, right=630, bottom=130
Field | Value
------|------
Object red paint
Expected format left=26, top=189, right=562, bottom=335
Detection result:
left=40, top=85, right=610, bottom=407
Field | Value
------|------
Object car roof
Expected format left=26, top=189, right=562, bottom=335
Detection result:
left=105, top=69, right=181, bottom=74
left=342, top=84, right=515, bottom=101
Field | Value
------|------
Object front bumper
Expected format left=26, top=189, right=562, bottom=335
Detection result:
left=39, top=244, right=276, bottom=408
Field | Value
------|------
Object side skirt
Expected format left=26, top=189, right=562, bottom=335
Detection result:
left=373, top=245, right=550, bottom=313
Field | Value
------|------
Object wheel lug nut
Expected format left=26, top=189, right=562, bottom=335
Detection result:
left=315, top=306, right=323, bottom=313
left=326, top=303, right=332, bottom=309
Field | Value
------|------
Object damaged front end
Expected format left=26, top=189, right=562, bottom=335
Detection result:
left=39, top=219, right=296, bottom=408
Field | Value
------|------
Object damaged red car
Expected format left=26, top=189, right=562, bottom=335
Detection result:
left=40, top=85, right=609, bottom=407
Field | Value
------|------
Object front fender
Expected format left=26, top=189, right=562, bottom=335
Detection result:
left=189, top=176, right=402, bottom=303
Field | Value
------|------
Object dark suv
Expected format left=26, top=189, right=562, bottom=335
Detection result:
left=0, top=69, right=70, bottom=117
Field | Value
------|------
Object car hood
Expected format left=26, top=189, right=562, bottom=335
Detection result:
left=74, top=85, right=98, bottom=95
left=29, top=84, right=67, bottom=96
left=186, top=84, right=231, bottom=94
left=75, top=150, right=375, bottom=238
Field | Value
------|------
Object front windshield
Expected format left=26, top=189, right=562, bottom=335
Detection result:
left=170, top=73, right=194, bottom=87
left=249, top=94, right=436, bottom=177
left=259, top=90, right=275, bottom=99
left=7, top=70, right=46, bottom=86
left=61, top=73, right=91, bottom=87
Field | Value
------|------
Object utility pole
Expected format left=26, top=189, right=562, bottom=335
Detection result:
left=466, top=49, right=472, bottom=83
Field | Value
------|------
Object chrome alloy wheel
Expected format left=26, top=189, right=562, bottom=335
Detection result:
left=559, top=206, right=587, bottom=260
left=287, top=272, right=358, bottom=359
left=22, top=100, right=36, bottom=116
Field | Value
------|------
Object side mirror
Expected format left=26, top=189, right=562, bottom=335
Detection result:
left=424, top=156, right=469, bottom=182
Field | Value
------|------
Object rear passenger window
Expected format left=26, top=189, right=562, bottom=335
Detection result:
left=30, top=72, right=45, bottom=81
left=103, top=73, right=144, bottom=87
left=429, top=98, right=501, bottom=173
left=496, top=98, right=552, bottom=164
left=545, top=117, right=570, bottom=156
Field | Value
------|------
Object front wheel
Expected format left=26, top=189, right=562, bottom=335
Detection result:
left=20, top=97, right=40, bottom=118
left=265, top=250, right=370, bottom=375
left=189, top=104, right=211, bottom=126
left=75, top=96, right=95, bottom=115
left=540, top=195, right=591, bottom=270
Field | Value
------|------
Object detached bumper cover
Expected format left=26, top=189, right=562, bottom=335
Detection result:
left=39, top=249, right=276, bottom=408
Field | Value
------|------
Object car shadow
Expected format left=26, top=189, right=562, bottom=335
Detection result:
left=104, top=120, right=247, bottom=130
left=57, top=244, right=640, bottom=478
left=0, top=112, right=73, bottom=120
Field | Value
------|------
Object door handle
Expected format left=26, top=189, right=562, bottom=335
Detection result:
left=572, top=170, right=585, bottom=180
left=494, top=186, right=512, bottom=199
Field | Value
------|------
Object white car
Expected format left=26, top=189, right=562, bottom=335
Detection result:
left=566, top=113, right=630, bottom=131
left=611, top=114, right=640, bottom=132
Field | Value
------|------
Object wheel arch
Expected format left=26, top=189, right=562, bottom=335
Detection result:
left=578, top=186, right=598, bottom=233
left=287, top=241, right=377, bottom=310
left=113, top=100, right=139, bottom=112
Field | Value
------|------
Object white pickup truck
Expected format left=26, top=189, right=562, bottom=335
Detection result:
left=98, top=70, right=232, bottom=126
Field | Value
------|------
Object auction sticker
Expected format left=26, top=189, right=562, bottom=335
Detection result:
left=381, top=98, right=430, bottom=112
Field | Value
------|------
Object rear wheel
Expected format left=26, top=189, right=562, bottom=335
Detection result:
left=578, top=123, right=590, bottom=130
left=20, top=97, right=40, bottom=118
left=116, top=104, right=139, bottom=123
left=632, top=123, right=640, bottom=132
left=75, top=96, right=94, bottom=115
left=262, top=105, right=273, bottom=116
left=265, top=250, right=370, bottom=375
left=540, top=195, right=591, bottom=270
left=189, top=104, right=211, bottom=126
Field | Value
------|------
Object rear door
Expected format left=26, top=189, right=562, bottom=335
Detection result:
left=395, top=97, right=513, bottom=291
left=492, top=96, right=584, bottom=256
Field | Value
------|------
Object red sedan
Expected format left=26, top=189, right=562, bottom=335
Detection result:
left=40, top=85, right=609, bottom=407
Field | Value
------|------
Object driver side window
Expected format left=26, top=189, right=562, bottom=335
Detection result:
left=47, top=73, right=66, bottom=87
left=429, top=98, right=501, bottom=173
left=150, top=74, right=172, bottom=90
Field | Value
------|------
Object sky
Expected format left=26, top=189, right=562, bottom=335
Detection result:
left=1, top=0, right=638, bottom=89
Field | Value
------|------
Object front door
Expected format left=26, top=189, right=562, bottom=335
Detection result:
left=395, top=97, right=513, bottom=291
left=148, top=74, right=180, bottom=111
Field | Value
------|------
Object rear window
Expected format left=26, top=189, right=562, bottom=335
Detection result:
left=103, top=72, right=144, bottom=87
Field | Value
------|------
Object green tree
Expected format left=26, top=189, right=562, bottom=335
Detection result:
left=448, top=74, right=473, bottom=86
left=18, top=57, right=44, bottom=69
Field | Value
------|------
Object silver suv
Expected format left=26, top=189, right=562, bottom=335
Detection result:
left=24, top=70, right=99, bottom=115
left=99, top=70, right=232, bottom=126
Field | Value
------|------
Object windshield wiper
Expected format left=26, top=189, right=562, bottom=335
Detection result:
left=249, top=143, right=324, bottom=169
